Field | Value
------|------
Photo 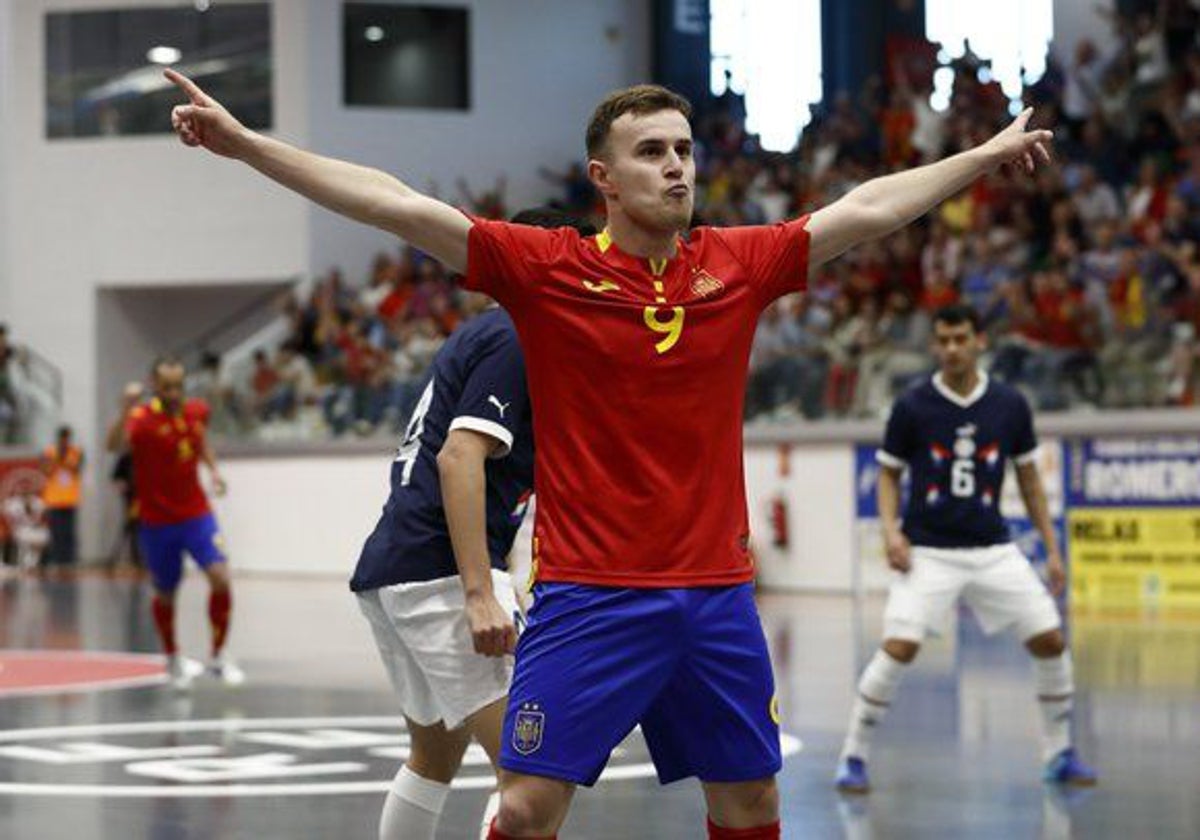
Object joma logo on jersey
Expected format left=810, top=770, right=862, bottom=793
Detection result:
left=583, top=279, right=620, bottom=294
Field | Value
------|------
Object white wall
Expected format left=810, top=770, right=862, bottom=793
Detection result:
left=214, top=453, right=389, bottom=577
left=0, top=1, right=12, bottom=318
left=304, top=0, right=651, bottom=283
left=0, top=0, right=649, bottom=558
left=745, top=443, right=858, bottom=592
left=214, top=441, right=862, bottom=586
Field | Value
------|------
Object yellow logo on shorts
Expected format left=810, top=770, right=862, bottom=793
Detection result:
left=212, top=532, right=226, bottom=552
left=769, top=694, right=781, bottom=725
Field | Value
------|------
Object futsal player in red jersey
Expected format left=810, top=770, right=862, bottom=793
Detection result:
left=106, top=358, right=242, bottom=689
left=164, top=69, right=1051, bottom=838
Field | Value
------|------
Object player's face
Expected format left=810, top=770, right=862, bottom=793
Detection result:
left=153, top=364, right=186, bottom=412
left=591, top=109, right=695, bottom=234
left=932, top=321, right=984, bottom=376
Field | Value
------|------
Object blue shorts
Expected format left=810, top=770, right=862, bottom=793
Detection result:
left=138, top=513, right=227, bottom=593
left=499, top=583, right=780, bottom=786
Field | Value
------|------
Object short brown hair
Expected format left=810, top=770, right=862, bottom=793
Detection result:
left=585, top=85, right=692, bottom=159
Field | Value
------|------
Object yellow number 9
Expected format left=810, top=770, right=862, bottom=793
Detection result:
left=643, top=306, right=685, bottom=354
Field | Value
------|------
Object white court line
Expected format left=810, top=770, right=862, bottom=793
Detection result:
left=0, top=717, right=803, bottom=798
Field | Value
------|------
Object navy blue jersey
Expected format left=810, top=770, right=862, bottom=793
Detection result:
left=349, top=308, right=534, bottom=590
left=878, top=373, right=1038, bottom=548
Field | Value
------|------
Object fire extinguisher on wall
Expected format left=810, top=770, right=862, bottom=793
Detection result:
left=770, top=443, right=791, bottom=550
left=770, top=492, right=789, bottom=549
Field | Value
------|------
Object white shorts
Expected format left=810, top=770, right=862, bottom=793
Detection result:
left=883, top=543, right=1061, bottom=643
left=356, top=568, right=517, bottom=730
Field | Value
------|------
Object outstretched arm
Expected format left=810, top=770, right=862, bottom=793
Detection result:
left=807, top=109, right=1054, bottom=268
left=165, top=69, right=471, bottom=272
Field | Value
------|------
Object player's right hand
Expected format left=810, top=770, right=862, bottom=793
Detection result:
left=164, top=69, right=249, bottom=159
left=885, top=530, right=912, bottom=573
left=465, top=593, right=517, bottom=658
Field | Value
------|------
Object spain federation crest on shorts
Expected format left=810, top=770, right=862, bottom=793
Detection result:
left=512, top=702, right=545, bottom=755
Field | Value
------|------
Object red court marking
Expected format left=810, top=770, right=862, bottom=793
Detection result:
left=0, top=651, right=166, bottom=697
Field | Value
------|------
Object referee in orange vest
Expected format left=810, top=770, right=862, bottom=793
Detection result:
left=41, top=424, right=84, bottom=572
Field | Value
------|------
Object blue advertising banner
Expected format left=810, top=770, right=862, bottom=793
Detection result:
left=1066, top=438, right=1200, bottom=508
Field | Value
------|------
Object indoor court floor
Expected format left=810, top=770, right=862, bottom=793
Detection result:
left=1, top=570, right=1197, bottom=839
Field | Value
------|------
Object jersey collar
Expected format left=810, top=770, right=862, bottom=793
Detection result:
left=594, top=228, right=679, bottom=277
left=932, top=370, right=989, bottom=408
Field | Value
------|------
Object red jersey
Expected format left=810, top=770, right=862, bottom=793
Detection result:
left=126, top=397, right=211, bottom=526
left=465, top=217, right=811, bottom=587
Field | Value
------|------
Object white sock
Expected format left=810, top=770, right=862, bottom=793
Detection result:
left=840, top=649, right=909, bottom=762
left=479, top=789, right=501, bottom=840
left=1034, top=652, right=1074, bottom=762
left=378, top=764, right=450, bottom=840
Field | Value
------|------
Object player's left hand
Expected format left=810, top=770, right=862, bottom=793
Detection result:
left=465, top=592, right=517, bottom=658
left=1045, top=554, right=1066, bottom=597
left=211, top=475, right=228, bottom=497
left=981, top=109, right=1054, bottom=176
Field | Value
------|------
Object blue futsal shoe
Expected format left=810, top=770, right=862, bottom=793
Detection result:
left=1043, top=748, right=1098, bottom=786
left=835, top=756, right=871, bottom=793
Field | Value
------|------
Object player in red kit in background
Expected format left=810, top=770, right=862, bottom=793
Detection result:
left=106, top=357, right=242, bottom=689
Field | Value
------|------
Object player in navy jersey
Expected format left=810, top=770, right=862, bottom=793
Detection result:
left=835, top=305, right=1097, bottom=793
left=350, top=209, right=595, bottom=840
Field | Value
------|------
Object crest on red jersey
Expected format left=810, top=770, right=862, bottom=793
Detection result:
left=690, top=269, right=725, bottom=299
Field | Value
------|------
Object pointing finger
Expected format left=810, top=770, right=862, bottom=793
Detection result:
left=163, top=68, right=211, bottom=106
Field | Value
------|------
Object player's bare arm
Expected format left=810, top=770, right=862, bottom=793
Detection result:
left=200, top=439, right=227, bottom=498
left=806, top=109, right=1053, bottom=269
left=164, top=69, right=471, bottom=273
left=105, top=381, right=144, bottom=453
left=438, top=428, right=518, bottom=658
left=1015, top=461, right=1065, bottom=596
left=877, top=464, right=911, bottom=573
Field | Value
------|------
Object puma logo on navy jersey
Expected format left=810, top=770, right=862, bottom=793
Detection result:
left=488, top=395, right=511, bottom=418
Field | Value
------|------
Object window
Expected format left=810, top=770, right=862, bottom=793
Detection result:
left=45, top=4, right=272, bottom=139
left=710, top=0, right=823, bottom=152
left=925, top=0, right=1054, bottom=114
left=343, top=4, right=470, bottom=110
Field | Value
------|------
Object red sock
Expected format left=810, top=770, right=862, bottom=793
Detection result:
left=486, top=818, right=556, bottom=840
left=151, top=595, right=177, bottom=655
left=208, top=587, right=232, bottom=657
left=707, top=818, right=781, bottom=839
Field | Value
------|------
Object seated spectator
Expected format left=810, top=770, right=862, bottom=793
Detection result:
left=1072, top=165, right=1122, bottom=226
left=1098, top=247, right=1173, bottom=406
left=1024, top=268, right=1102, bottom=409
left=272, top=341, right=318, bottom=421
left=1167, top=262, right=1200, bottom=403
left=853, top=291, right=933, bottom=417
left=249, top=348, right=282, bottom=421
left=188, top=351, right=243, bottom=435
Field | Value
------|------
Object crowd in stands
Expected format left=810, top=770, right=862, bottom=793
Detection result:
left=200, top=5, right=1200, bottom=438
